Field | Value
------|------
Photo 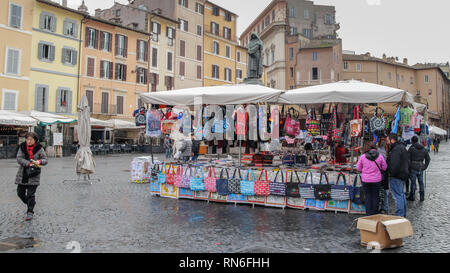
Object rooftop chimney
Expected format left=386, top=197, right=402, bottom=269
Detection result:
left=403, top=58, right=408, bottom=65
left=62, top=0, right=67, bottom=7
left=382, top=54, right=387, bottom=60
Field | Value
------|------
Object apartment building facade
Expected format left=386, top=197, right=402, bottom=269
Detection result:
left=342, top=53, right=450, bottom=128
left=29, top=0, right=84, bottom=118
left=0, top=0, right=33, bottom=112
left=240, top=0, right=338, bottom=90
left=80, top=17, right=151, bottom=122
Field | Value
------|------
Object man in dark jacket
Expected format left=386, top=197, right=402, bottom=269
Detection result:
left=387, top=134, right=409, bottom=217
left=191, top=135, right=200, bottom=162
left=407, top=136, right=431, bottom=202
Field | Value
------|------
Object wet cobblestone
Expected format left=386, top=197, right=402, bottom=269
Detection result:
left=1, top=143, right=449, bottom=253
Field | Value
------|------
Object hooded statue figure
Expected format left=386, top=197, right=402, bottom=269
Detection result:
left=247, top=32, right=263, bottom=79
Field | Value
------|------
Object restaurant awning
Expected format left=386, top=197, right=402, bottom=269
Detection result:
left=429, top=126, right=447, bottom=136
left=105, top=119, right=144, bottom=130
left=0, top=110, right=37, bottom=127
left=20, top=111, right=77, bottom=126
left=90, top=118, right=113, bottom=128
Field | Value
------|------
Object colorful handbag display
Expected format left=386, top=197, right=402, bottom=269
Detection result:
left=307, top=109, right=320, bottom=136
left=151, top=163, right=160, bottom=182
left=285, top=170, right=301, bottom=197
left=330, top=172, right=351, bottom=200
left=263, top=154, right=274, bottom=166
left=180, top=167, right=192, bottom=189
left=269, top=170, right=286, bottom=196
left=295, top=154, right=307, bottom=165
left=240, top=169, right=256, bottom=196
left=254, top=169, right=270, bottom=196
left=189, top=168, right=205, bottom=191
left=331, top=105, right=342, bottom=142
left=165, top=165, right=176, bottom=185
left=313, top=173, right=332, bottom=200
left=216, top=168, right=229, bottom=196
left=157, top=163, right=167, bottom=184
left=173, top=165, right=183, bottom=188
left=350, top=106, right=362, bottom=137
left=284, top=108, right=301, bottom=137
left=253, top=154, right=264, bottom=167
left=299, top=171, right=315, bottom=199
left=205, top=167, right=218, bottom=193
left=349, top=174, right=365, bottom=205
left=228, top=168, right=242, bottom=194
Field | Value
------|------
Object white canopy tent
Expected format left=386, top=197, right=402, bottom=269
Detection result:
left=429, top=126, right=447, bottom=136
left=20, top=110, right=76, bottom=126
left=278, top=80, right=414, bottom=105
left=90, top=118, right=113, bottom=128
left=0, top=110, right=37, bottom=127
left=106, top=119, right=144, bottom=130
left=139, top=84, right=283, bottom=106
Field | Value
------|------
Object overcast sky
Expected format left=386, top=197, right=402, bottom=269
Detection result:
left=66, top=0, right=449, bottom=65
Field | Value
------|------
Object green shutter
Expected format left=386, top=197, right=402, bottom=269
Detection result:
left=50, top=16, right=56, bottom=32
left=49, top=45, right=55, bottom=61
left=39, top=13, right=45, bottom=29
left=61, top=48, right=66, bottom=64
left=72, top=50, right=77, bottom=65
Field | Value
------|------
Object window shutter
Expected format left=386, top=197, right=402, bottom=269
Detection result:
left=35, top=87, right=43, bottom=111
left=157, top=23, right=161, bottom=34
left=38, top=43, right=43, bottom=60
left=108, top=33, right=112, bottom=52
left=72, top=50, right=77, bottom=65
left=56, top=89, right=61, bottom=113
left=73, top=23, right=78, bottom=38
left=109, top=62, right=113, bottom=79
left=115, top=34, right=119, bottom=56
left=155, top=74, right=159, bottom=85
left=152, top=48, right=158, bottom=67
left=144, top=41, right=148, bottom=62
left=136, top=40, right=140, bottom=60
left=197, top=65, right=202, bottom=79
left=85, top=27, right=90, bottom=47
left=39, top=13, right=45, bottom=29
left=67, top=90, right=72, bottom=113
left=173, top=28, right=176, bottom=39
left=186, top=0, right=189, bottom=8
left=124, top=36, right=128, bottom=57
left=49, top=45, right=55, bottom=61
left=136, top=67, right=140, bottom=83
left=180, top=62, right=185, bottom=76
left=123, top=65, right=127, bottom=81
left=61, top=48, right=66, bottom=64
left=63, top=21, right=68, bottom=36
left=50, top=16, right=56, bottom=32
left=180, top=40, right=185, bottom=57
left=94, top=30, right=99, bottom=49
left=100, top=61, right=104, bottom=78
left=10, top=5, right=21, bottom=28
left=100, top=32, right=105, bottom=50
left=197, top=45, right=202, bottom=61
left=115, top=63, right=119, bottom=80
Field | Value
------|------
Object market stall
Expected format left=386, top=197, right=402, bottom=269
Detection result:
left=429, top=126, right=447, bottom=136
left=106, top=119, right=145, bottom=144
left=0, top=110, right=37, bottom=159
left=134, top=81, right=423, bottom=214
left=20, top=110, right=77, bottom=157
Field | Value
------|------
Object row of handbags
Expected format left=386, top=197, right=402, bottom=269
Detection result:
left=282, top=154, right=307, bottom=166
left=153, top=164, right=365, bottom=203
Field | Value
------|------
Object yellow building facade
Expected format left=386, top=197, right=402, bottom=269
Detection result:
left=29, top=0, right=83, bottom=118
left=203, top=1, right=245, bottom=86
left=0, top=0, right=33, bottom=111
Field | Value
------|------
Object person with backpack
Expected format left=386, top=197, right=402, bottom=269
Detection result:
left=407, top=136, right=431, bottom=202
left=387, top=134, right=410, bottom=217
left=356, top=144, right=388, bottom=215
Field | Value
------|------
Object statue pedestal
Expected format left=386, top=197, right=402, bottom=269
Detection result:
left=243, top=78, right=264, bottom=86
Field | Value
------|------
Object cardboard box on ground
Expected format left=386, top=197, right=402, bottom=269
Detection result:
left=357, top=215, right=414, bottom=249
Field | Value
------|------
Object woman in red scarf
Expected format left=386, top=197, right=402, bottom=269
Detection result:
left=15, top=132, right=47, bottom=221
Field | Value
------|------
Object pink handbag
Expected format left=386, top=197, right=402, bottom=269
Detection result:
left=284, top=112, right=301, bottom=137
left=173, top=165, right=183, bottom=188
left=205, top=167, right=217, bottom=193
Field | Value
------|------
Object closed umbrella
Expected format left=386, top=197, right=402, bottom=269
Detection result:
left=75, top=96, right=95, bottom=175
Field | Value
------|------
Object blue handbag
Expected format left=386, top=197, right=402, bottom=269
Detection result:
left=350, top=175, right=365, bottom=205
left=157, top=163, right=167, bottom=184
left=190, top=168, right=205, bottom=191
left=216, top=168, right=229, bottom=196
left=330, top=172, right=351, bottom=200
left=240, top=169, right=256, bottom=196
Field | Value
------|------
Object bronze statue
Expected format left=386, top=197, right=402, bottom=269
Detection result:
left=247, top=32, right=263, bottom=80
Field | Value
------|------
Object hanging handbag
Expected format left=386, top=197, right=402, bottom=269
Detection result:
left=180, top=167, right=192, bottom=189
left=350, top=174, right=365, bottom=205
left=313, top=173, right=332, bottom=200
left=254, top=169, right=270, bottom=196
left=299, top=171, right=315, bottom=199
left=25, top=166, right=41, bottom=178
left=295, top=154, right=307, bottom=165
left=286, top=170, right=301, bottom=197
left=263, top=154, right=274, bottom=166
left=269, top=170, right=286, bottom=196
left=240, top=169, right=256, bottom=196
left=205, top=167, right=218, bottom=193
left=189, top=168, right=205, bottom=191
left=332, top=105, right=342, bottom=142
left=350, top=106, right=363, bottom=137
left=151, top=163, right=160, bottom=182
left=284, top=108, right=301, bottom=137
left=228, top=168, right=242, bottom=194
left=307, top=109, right=321, bottom=136
left=165, top=165, right=176, bottom=185
left=282, top=153, right=295, bottom=166
left=157, top=163, right=167, bottom=184
left=330, top=172, right=351, bottom=200
left=216, top=168, right=230, bottom=196
left=173, top=165, right=183, bottom=188
left=253, top=154, right=264, bottom=167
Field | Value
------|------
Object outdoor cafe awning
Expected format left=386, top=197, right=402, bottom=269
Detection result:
left=20, top=111, right=76, bottom=126
left=0, top=110, right=37, bottom=127
left=106, top=119, right=144, bottom=130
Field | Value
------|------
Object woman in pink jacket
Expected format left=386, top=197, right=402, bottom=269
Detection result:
left=356, top=145, right=388, bottom=215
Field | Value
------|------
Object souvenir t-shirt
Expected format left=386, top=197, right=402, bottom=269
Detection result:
left=400, top=107, right=414, bottom=126
left=402, top=126, right=415, bottom=141
left=270, top=106, right=280, bottom=140
left=146, top=109, right=163, bottom=137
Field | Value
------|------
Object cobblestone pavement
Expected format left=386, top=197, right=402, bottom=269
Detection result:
left=1, top=142, right=449, bottom=253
